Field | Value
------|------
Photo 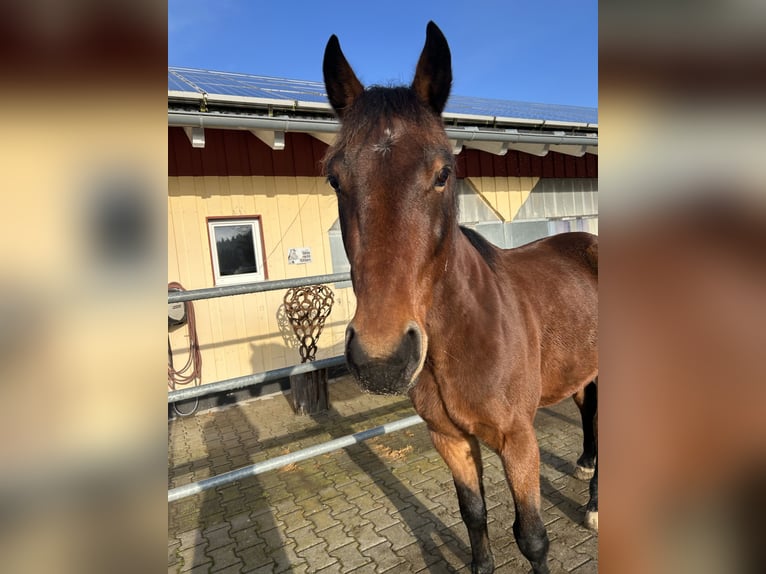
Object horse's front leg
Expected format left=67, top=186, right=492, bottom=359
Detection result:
left=430, top=430, right=494, bottom=574
left=500, top=420, right=550, bottom=574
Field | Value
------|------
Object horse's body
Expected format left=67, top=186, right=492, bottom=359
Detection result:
left=323, top=22, right=598, bottom=574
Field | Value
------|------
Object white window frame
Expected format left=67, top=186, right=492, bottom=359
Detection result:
left=207, top=217, right=266, bottom=286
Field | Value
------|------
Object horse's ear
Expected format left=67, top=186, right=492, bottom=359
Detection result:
left=411, top=21, right=452, bottom=115
left=323, top=35, right=364, bottom=118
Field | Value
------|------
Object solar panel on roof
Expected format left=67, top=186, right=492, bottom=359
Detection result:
left=169, top=67, right=328, bottom=101
left=446, top=95, right=598, bottom=124
left=168, top=71, right=199, bottom=92
left=168, top=67, right=597, bottom=125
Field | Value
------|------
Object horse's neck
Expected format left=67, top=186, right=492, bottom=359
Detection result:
left=432, top=228, right=508, bottom=326
left=424, top=230, right=517, bottom=378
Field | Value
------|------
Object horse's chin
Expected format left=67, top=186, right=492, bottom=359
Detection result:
left=358, top=382, right=409, bottom=397
left=354, top=368, right=417, bottom=396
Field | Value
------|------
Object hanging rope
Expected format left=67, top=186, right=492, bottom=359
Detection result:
left=168, top=281, right=202, bottom=416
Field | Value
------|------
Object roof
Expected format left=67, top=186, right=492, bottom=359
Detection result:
left=168, top=66, right=598, bottom=157
left=169, top=66, right=598, bottom=126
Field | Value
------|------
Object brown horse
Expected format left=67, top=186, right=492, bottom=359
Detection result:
left=322, top=22, right=598, bottom=574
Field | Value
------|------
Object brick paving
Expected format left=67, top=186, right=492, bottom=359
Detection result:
left=168, top=375, right=597, bottom=573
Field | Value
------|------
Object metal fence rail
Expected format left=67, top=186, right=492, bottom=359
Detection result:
left=168, top=272, right=351, bottom=303
left=168, top=414, right=425, bottom=502
left=168, top=355, right=346, bottom=403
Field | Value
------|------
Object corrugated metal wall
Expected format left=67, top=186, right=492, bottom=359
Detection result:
left=464, top=177, right=598, bottom=248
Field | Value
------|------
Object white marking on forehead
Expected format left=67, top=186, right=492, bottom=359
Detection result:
left=372, top=127, right=398, bottom=155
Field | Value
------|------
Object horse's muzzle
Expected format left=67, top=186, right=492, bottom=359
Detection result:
left=345, top=322, right=424, bottom=395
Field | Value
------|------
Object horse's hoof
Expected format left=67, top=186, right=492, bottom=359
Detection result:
left=574, top=464, right=595, bottom=480
left=584, top=510, right=598, bottom=531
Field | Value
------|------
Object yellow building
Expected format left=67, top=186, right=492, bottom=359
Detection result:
left=168, top=68, right=598, bottom=395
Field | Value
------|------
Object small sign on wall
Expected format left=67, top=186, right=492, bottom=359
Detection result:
left=287, top=247, right=312, bottom=265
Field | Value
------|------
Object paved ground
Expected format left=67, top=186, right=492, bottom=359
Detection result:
left=168, top=375, right=597, bottom=573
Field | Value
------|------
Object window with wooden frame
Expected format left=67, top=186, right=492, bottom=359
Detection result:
left=207, top=217, right=267, bottom=285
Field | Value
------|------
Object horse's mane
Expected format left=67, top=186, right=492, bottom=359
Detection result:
left=349, top=86, right=426, bottom=121
left=459, top=226, right=498, bottom=271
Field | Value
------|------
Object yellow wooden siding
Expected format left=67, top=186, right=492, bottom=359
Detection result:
left=168, top=175, right=355, bottom=385
left=467, top=176, right=539, bottom=221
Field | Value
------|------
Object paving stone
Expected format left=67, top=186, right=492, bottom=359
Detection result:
left=210, top=563, right=242, bottom=574
left=397, top=541, right=442, bottom=572
left=315, top=522, right=354, bottom=552
left=172, top=499, right=201, bottom=519
left=422, top=495, right=463, bottom=529
left=569, top=558, right=598, bottom=573
left=177, top=529, right=205, bottom=551
left=280, top=509, right=312, bottom=535
left=204, top=525, right=234, bottom=552
left=361, top=540, right=406, bottom=572
left=226, top=512, right=254, bottom=534
left=172, top=512, right=205, bottom=535
left=233, top=543, right=272, bottom=572
left=269, top=541, right=305, bottom=573
left=289, top=524, right=321, bottom=553
left=424, top=530, right=472, bottom=571
left=361, top=505, right=399, bottom=531
left=295, top=540, right=338, bottom=570
left=216, top=485, right=243, bottom=503
left=547, top=534, right=593, bottom=572
left=207, top=543, right=241, bottom=572
left=486, top=521, right=515, bottom=552
left=168, top=376, right=597, bottom=573
left=229, top=527, right=261, bottom=551
left=354, top=494, right=386, bottom=516
left=349, top=520, right=387, bottom=552
left=168, top=539, right=181, bottom=568
left=297, top=495, right=326, bottom=517
left=306, top=507, right=338, bottom=533
left=376, top=522, right=416, bottom=551
left=572, top=534, right=598, bottom=560
left=330, top=505, right=362, bottom=527
left=323, top=494, right=356, bottom=517
left=493, top=547, right=528, bottom=573
left=176, top=542, right=210, bottom=572
left=335, top=479, right=368, bottom=500
left=328, top=541, right=371, bottom=572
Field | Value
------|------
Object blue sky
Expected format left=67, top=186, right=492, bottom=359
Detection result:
left=168, top=0, right=597, bottom=108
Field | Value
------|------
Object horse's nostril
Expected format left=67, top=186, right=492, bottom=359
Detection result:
left=405, top=323, right=423, bottom=358
left=345, top=324, right=356, bottom=347
left=345, top=323, right=368, bottom=373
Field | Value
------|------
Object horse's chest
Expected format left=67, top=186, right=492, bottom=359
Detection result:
left=438, top=373, right=517, bottom=435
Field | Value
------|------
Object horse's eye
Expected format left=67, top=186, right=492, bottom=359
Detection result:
left=434, top=166, right=451, bottom=189
left=327, top=174, right=341, bottom=192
